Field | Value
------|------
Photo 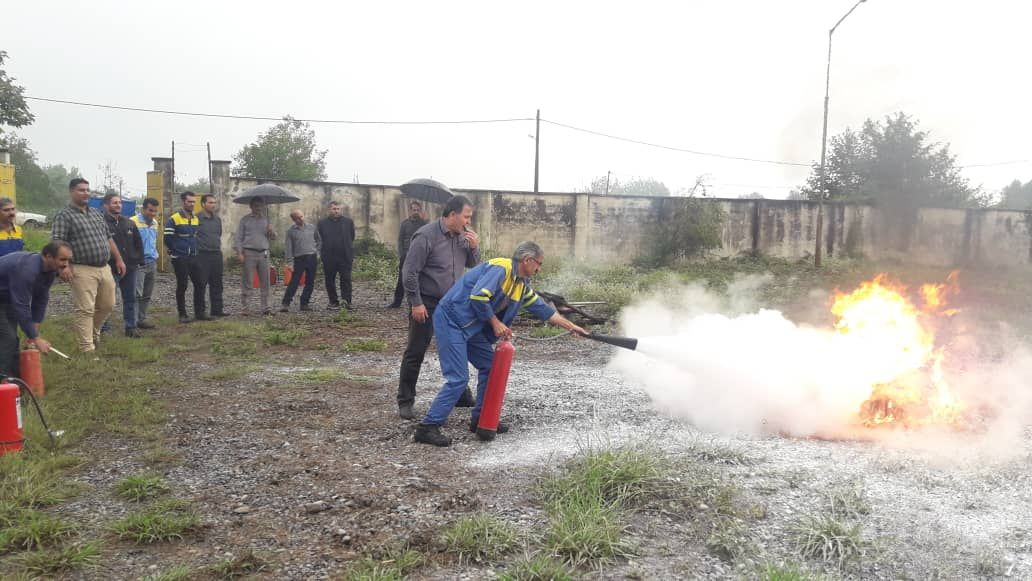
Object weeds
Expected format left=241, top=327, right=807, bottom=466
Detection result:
left=541, top=447, right=665, bottom=508
left=263, top=327, right=305, bottom=347
left=110, top=499, right=201, bottom=543
left=5, top=542, right=100, bottom=576
left=440, top=513, right=519, bottom=562
left=758, top=560, right=821, bottom=581
left=344, top=338, right=388, bottom=352
left=207, top=549, right=268, bottom=579
left=543, top=492, right=632, bottom=567
left=827, top=481, right=871, bottom=520
left=497, top=553, right=579, bottom=581
left=0, top=509, right=76, bottom=551
left=706, top=516, right=752, bottom=561
left=340, top=546, right=423, bottom=581
left=793, top=513, right=865, bottom=568
left=301, top=367, right=345, bottom=382
left=115, top=474, right=169, bottom=502
left=204, top=364, right=258, bottom=381
left=528, top=324, right=569, bottom=339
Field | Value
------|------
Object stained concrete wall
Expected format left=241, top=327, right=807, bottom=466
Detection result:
left=196, top=170, right=1032, bottom=268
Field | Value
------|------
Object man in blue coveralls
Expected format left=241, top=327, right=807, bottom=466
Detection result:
left=414, top=241, right=588, bottom=447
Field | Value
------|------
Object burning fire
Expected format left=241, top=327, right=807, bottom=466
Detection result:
left=831, top=273, right=966, bottom=429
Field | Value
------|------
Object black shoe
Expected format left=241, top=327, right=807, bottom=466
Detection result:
left=178, top=315, right=192, bottom=324
left=136, top=320, right=156, bottom=329
left=470, top=417, right=509, bottom=434
left=125, top=328, right=142, bottom=338
left=455, top=388, right=476, bottom=408
left=279, top=305, right=290, bottom=313
left=195, top=313, right=213, bottom=321
left=385, top=302, right=402, bottom=309
left=398, top=403, right=415, bottom=420
left=327, top=303, right=341, bottom=311
left=211, top=311, right=231, bottom=318
left=414, top=423, right=451, bottom=447
left=299, top=304, right=312, bottom=312
left=262, top=310, right=275, bottom=316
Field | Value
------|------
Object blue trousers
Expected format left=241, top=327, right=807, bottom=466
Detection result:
left=114, top=269, right=138, bottom=330
left=422, top=308, right=495, bottom=426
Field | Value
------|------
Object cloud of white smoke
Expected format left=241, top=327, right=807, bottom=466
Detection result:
left=608, top=277, right=1032, bottom=457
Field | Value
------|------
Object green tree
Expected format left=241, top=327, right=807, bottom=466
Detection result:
left=998, top=179, right=1032, bottom=209
left=174, top=177, right=210, bottom=193
left=0, top=51, right=34, bottom=133
left=584, top=175, right=669, bottom=196
left=801, top=112, right=978, bottom=208
left=233, top=116, right=327, bottom=181
left=43, top=164, right=82, bottom=200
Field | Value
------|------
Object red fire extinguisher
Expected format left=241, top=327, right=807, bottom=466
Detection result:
left=0, top=377, right=56, bottom=457
left=475, top=340, right=515, bottom=442
left=0, top=380, right=24, bottom=455
left=19, top=348, right=44, bottom=396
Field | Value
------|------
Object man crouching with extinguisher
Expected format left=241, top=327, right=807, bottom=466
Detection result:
left=414, top=241, right=587, bottom=447
left=0, top=241, right=73, bottom=378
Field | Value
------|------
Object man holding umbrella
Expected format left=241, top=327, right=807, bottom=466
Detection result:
left=231, top=183, right=298, bottom=315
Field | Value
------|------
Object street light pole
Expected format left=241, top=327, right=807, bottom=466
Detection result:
left=815, top=0, right=867, bottom=267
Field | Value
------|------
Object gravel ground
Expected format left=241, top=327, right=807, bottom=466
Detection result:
left=36, top=270, right=1032, bottom=579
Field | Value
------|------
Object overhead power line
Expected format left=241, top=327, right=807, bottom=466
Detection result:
left=25, top=96, right=533, bottom=125
left=540, top=118, right=811, bottom=167
left=957, top=159, right=1030, bottom=169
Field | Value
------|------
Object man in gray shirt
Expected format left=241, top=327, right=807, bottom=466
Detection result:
left=396, top=194, right=480, bottom=419
left=196, top=194, right=228, bottom=318
left=387, top=200, right=427, bottom=308
left=235, top=197, right=276, bottom=316
left=280, top=209, right=321, bottom=312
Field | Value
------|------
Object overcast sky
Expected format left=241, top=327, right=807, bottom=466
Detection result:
left=5, top=0, right=1031, bottom=199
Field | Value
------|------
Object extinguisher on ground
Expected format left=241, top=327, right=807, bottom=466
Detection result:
left=474, top=340, right=515, bottom=442
left=0, top=377, right=56, bottom=457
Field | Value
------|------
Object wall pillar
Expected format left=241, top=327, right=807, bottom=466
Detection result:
left=573, top=194, right=591, bottom=259
left=152, top=157, right=174, bottom=272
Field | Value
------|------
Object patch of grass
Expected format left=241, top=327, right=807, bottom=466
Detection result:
left=207, top=549, right=268, bottom=579
left=757, top=560, right=821, bottom=581
left=441, top=513, right=520, bottom=562
left=793, top=513, right=865, bottom=568
left=827, top=481, right=871, bottom=520
left=203, top=363, right=258, bottom=382
left=115, top=474, right=169, bottom=502
left=344, top=338, right=388, bottom=352
left=497, top=553, right=578, bottom=581
left=142, top=445, right=182, bottom=467
left=541, top=447, right=665, bottom=508
left=141, top=565, right=193, bottom=581
left=300, top=367, right=345, bottom=383
left=692, top=442, right=754, bottom=466
left=706, top=516, right=752, bottom=561
left=0, top=454, right=79, bottom=509
left=543, top=492, right=632, bottom=567
left=110, top=499, right=201, bottom=544
left=353, top=237, right=398, bottom=292
left=262, top=325, right=305, bottom=346
left=0, top=509, right=77, bottom=551
left=528, top=324, right=569, bottom=339
left=211, top=340, right=258, bottom=357
left=974, top=547, right=1004, bottom=577
left=5, top=542, right=100, bottom=576
left=340, top=546, right=424, bottom=581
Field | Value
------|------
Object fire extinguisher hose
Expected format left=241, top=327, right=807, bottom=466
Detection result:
left=6, top=376, right=56, bottom=449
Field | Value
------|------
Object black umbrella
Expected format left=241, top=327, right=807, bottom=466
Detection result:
left=233, top=183, right=300, bottom=205
left=400, top=178, right=454, bottom=204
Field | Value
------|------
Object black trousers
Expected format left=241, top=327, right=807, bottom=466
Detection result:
left=171, top=256, right=203, bottom=317
left=397, top=295, right=438, bottom=406
left=0, top=304, right=20, bottom=378
left=391, top=258, right=405, bottom=305
left=194, top=251, right=225, bottom=316
left=323, top=254, right=353, bottom=307
left=283, top=254, right=317, bottom=306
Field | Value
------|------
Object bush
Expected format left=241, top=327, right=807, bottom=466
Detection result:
left=640, top=197, right=726, bottom=267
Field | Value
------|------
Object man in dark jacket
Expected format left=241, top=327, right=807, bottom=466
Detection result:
left=0, top=242, right=71, bottom=377
left=103, top=193, right=144, bottom=337
left=316, top=201, right=356, bottom=310
left=164, top=191, right=202, bottom=324
left=386, top=200, right=427, bottom=308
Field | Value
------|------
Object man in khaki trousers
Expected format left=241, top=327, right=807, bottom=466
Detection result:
left=51, top=178, right=126, bottom=352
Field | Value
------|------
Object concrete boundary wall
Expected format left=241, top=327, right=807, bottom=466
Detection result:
left=190, top=167, right=1032, bottom=268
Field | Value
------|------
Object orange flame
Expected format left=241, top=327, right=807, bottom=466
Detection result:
left=831, top=273, right=966, bottom=429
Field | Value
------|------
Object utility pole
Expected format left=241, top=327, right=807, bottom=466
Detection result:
left=207, top=142, right=213, bottom=193
left=815, top=0, right=868, bottom=267
left=533, top=109, right=540, bottom=193
left=605, top=171, right=611, bottom=196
